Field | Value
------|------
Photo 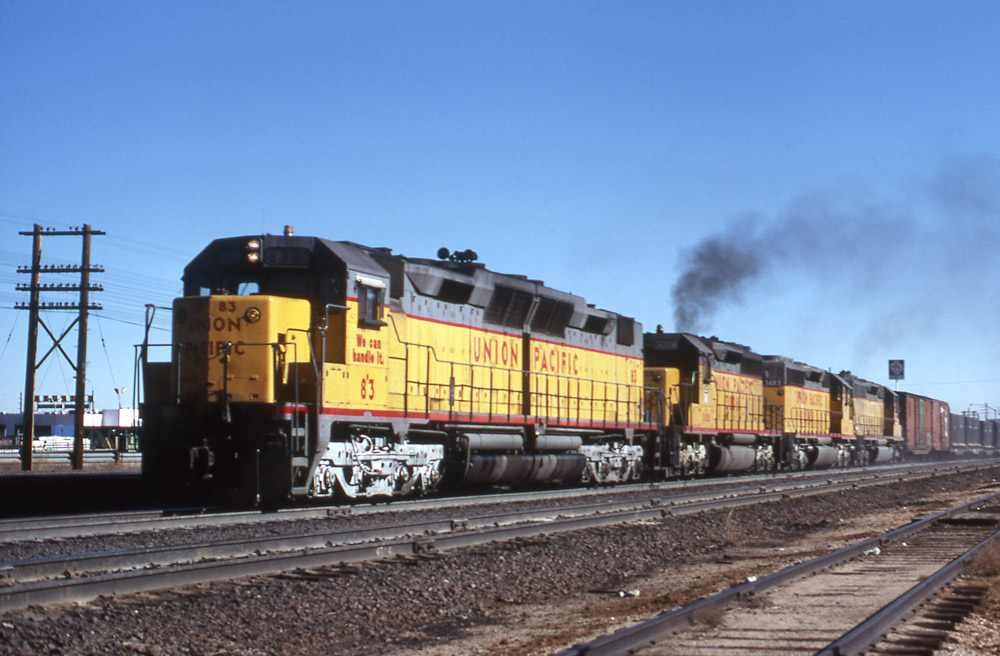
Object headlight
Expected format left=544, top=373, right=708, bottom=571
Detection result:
left=247, top=238, right=261, bottom=263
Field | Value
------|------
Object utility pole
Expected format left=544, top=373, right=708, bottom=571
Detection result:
left=16, top=224, right=105, bottom=470
left=73, top=226, right=96, bottom=469
left=19, top=226, right=43, bottom=471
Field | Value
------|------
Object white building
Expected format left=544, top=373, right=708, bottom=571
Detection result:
left=0, top=409, right=139, bottom=450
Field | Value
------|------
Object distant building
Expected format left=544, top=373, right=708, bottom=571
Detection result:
left=0, top=409, right=140, bottom=451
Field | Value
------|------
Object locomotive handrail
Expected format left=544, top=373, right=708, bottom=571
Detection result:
left=675, top=381, right=766, bottom=432
left=167, top=338, right=298, bottom=405
left=135, top=304, right=165, bottom=418
left=383, top=313, right=659, bottom=429
left=132, top=341, right=172, bottom=421
left=283, top=328, right=315, bottom=425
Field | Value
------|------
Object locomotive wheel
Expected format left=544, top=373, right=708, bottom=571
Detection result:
left=335, top=465, right=362, bottom=499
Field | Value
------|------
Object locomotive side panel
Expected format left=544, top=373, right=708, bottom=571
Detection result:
left=527, top=336, right=645, bottom=429
left=853, top=396, right=885, bottom=439
left=712, top=370, right=765, bottom=433
left=762, top=358, right=832, bottom=436
left=644, top=332, right=775, bottom=474
left=385, top=315, right=525, bottom=422
left=764, top=383, right=831, bottom=435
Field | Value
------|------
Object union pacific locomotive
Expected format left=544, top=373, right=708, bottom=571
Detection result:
left=141, top=229, right=654, bottom=504
left=139, top=230, right=995, bottom=504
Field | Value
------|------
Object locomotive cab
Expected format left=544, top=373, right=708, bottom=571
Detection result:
left=143, top=232, right=351, bottom=503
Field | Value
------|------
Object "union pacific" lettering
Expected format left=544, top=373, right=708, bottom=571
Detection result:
left=533, top=344, right=580, bottom=376
left=714, top=373, right=760, bottom=396
left=472, top=335, right=520, bottom=368
left=186, top=316, right=243, bottom=332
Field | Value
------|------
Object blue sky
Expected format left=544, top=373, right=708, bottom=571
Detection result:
left=1, top=1, right=998, bottom=416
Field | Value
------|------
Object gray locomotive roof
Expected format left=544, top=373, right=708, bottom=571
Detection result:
left=836, top=371, right=885, bottom=399
left=644, top=332, right=764, bottom=377
left=183, top=235, right=634, bottom=332
left=401, top=257, right=534, bottom=307
left=763, top=354, right=824, bottom=373
left=342, top=240, right=627, bottom=326
left=182, top=235, right=390, bottom=281
left=646, top=332, right=759, bottom=361
left=317, top=239, right=392, bottom=280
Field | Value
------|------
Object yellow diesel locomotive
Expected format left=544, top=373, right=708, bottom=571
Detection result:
left=141, top=230, right=661, bottom=503
left=642, top=332, right=904, bottom=475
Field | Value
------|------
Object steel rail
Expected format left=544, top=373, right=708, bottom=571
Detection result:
left=0, top=478, right=887, bottom=585
left=554, top=491, right=1000, bottom=656
left=0, top=499, right=730, bottom=612
left=0, top=516, right=464, bottom=584
left=1, top=469, right=989, bottom=613
left=0, top=451, right=140, bottom=468
left=2, top=461, right=988, bottom=543
left=814, top=529, right=1000, bottom=656
left=0, top=464, right=962, bottom=548
left=0, top=509, right=169, bottom=532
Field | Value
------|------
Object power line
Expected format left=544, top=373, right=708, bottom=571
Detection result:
left=92, top=312, right=171, bottom=332
left=2, top=210, right=192, bottom=261
left=902, top=379, right=1000, bottom=386
left=0, top=313, right=20, bottom=365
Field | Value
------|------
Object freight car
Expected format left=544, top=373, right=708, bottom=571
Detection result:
left=898, top=392, right=950, bottom=458
left=139, top=231, right=989, bottom=504
left=950, top=413, right=1000, bottom=456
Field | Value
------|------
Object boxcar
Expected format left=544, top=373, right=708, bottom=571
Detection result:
left=899, top=392, right=950, bottom=457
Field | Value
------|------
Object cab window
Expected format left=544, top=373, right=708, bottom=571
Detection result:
left=357, top=284, right=385, bottom=327
left=220, top=275, right=261, bottom=296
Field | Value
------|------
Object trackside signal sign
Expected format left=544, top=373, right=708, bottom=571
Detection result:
left=889, top=360, right=905, bottom=381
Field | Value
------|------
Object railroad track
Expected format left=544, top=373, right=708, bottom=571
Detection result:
left=0, top=450, right=140, bottom=469
left=1, top=460, right=989, bottom=542
left=556, top=491, right=1000, bottom=656
left=1, top=463, right=995, bottom=615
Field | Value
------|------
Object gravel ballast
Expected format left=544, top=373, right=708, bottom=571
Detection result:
left=2, top=467, right=1000, bottom=656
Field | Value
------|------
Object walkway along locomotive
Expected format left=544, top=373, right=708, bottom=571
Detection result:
left=139, top=230, right=984, bottom=504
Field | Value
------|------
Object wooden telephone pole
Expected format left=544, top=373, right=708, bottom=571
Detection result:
left=16, top=225, right=104, bottom=470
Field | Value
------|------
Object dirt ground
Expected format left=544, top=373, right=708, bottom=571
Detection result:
left=401, top=476, right=1000, bottom=656
left=2, top=468, right=1000, bottom=656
